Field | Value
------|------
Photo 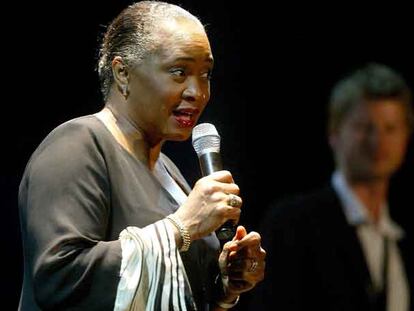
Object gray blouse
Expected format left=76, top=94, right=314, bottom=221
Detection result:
left=18, top=115, right=220, bottom=310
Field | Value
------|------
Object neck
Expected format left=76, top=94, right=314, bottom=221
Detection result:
left=96, top=105, right=162, bottom=170
left=346, top=175, right=389, bottom=224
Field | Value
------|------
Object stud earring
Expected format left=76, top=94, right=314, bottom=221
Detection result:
left=122, top=85, right=128, bottom=99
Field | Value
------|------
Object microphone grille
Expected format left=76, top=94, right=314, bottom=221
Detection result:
left=192, top=123, right=221, bottom=156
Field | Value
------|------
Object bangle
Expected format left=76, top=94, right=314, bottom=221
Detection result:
left=166, top=214, right=191, bottom=252
left=216, top=296, right=240, bottom=309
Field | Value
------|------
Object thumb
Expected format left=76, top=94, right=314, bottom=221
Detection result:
left=233, top=225, right=247, bottom=241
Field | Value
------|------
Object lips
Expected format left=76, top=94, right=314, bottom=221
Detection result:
left=172, top=108, right=199, bottom=128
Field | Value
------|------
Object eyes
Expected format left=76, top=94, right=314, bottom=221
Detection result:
left=168, top=66, right=212, bottom=81
left=353, top=122, right=404, bottom=135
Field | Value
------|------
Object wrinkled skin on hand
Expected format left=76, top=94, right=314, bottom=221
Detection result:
left=218, top=226, right=266, bottom=296
left=175, top=170, right=242, bottom=241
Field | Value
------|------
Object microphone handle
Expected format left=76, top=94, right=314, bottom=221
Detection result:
left=199, top=152, right=222, bottom=175
left=199, top=152, right=236, bottom=242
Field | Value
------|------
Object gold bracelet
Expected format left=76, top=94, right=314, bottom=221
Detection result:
left=166, top=214, right=191, bottom=252
left=216, top=296, right=240, bottom=309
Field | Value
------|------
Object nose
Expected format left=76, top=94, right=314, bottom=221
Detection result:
left=366, top=125, right=387, bottom=149
left=182, top=77, right=207, bottom=102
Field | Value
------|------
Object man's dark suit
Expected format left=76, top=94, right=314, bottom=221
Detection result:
left=251, top=185, right=412, bottom=311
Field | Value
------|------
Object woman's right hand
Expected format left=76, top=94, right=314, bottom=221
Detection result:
left=174, top=170, right=242, bottom=241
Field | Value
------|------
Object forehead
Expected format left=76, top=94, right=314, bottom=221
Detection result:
left=348, top=99, right=407, bottom=122
left=152, top=17, right=213, bottom=62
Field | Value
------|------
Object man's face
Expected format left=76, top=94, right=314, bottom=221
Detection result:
left=331, top=100, right=410, bottom=181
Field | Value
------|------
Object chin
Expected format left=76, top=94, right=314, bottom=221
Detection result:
left=163, top=123, right=192, bottom=141
left=355, top=168, right=394, bottom=181
left=167, top=131, right=191, bottom=142
left=372, top=161, right=401, bottom=176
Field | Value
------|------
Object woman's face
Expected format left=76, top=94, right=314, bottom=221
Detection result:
left=127, top=17, right=213, bottom=146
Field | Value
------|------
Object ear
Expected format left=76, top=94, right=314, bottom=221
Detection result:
left=111, top=56, right=129, bottom=94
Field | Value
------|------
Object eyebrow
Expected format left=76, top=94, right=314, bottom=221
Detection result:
left=173, top=56, right=214, bottom=65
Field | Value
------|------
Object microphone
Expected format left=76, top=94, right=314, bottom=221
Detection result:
left=192, top=123, right=236, bottom=241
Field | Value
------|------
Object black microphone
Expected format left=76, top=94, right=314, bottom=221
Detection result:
left=192, top=123, right=236, bottom=242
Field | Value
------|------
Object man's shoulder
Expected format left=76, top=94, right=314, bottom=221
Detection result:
left=268, top=185, right=338, bottom=217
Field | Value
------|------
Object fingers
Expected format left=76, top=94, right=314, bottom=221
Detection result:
left=197, top=171, right=240, bottom=195
left=231, top=231, right=266, bottom=259
left=228, top=257, right=261, bottom=273
left=176, top=170, right=243, bottom=241
left=227, top=194, right=243, bottom=211
left=232, top=226, right=247, bottom=241
left=208, top=170, right=235, bottom=184
left=219, top=228, right=266, bottom=296
left=227, top=258, right=265, bottom=279
left=194, top=175, right=242, bottom=223
left=221, top=230, right=266, bottom=269
left=220, top=256, right=265, bottom=295
left=218, top=242, right=232, bottom=275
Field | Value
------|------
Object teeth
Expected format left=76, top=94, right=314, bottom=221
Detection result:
left=173, top=110, right=193, bottom=117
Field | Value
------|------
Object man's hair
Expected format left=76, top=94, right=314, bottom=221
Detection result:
left=97, top=1, right=202, bottom=100
left=328, top=63, right=414, bottom=133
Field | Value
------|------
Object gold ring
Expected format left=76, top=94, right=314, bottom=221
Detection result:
left=228, top=194, right=240, bottom=207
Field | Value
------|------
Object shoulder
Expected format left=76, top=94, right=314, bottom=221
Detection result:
left=260, top=185, right=342, bottom=236
left=267, top=185, right=338, bottom=219
left=32, top=115, right=108, bottom=157
left=44, top=115, right=106, bottom=145
left=22, top=116, right=110, bottom=181
left=259, top=185, right=341, bottom=248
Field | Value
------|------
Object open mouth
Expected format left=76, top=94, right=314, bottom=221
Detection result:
left=172, top=108, right=199, bottom=128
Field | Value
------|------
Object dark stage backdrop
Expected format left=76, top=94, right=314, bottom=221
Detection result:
left=4, top=1, right=413, bottom=309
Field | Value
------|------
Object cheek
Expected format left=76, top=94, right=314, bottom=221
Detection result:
left=385, top=133, right=408, bottom=153
left=205, top=91, right=211, bottom=103
left=341, top=141, right=367, bottom=164
left=391, top=140, right=409, bottom=161
left=338, top=131, right=360, bottom=152
left=200, top=89, right=211, bottom=110
left=199, top=98, right=209, bottom=113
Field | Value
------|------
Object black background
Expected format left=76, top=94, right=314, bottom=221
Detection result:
left=3, top=1, right=413, bottom=309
